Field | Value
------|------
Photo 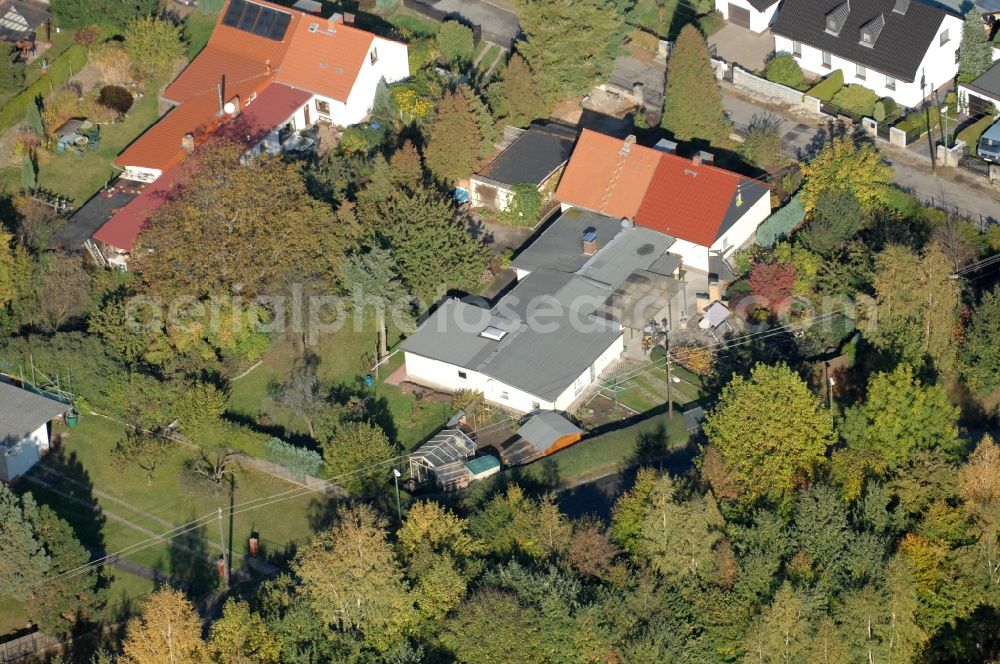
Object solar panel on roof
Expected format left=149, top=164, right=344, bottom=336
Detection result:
left=268, top=11, right=291, bottom=40
left=221, top=0, right=245, bottom=26
left=222, top=0, right=290, bottom=41
left=236, top=2, right=261, bottom=30
left=254, top=8, right=276, bottom=36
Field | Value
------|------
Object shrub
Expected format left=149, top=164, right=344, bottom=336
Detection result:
left=764, top=54, right=804, bottom=89
left=805, top=69, right=843, bottom=101
left=265, top=437, right=323, bottom=480
left=339, top=124, right=383, bottom=153
left=0, top=45, right=88, bottom=132
left=436, top=20, right=474, bottom=68
left=628, top=29, right=660, bottom=54
left=873, top=97, right=897, bottom=122
left=831, top=85, right=879, bottom=117
left=499, top=183, right=542, bottom=227
left=97, top=85, right=134, bottom=114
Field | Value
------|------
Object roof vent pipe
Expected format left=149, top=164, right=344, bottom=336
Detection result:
left=583, top=227, right=599, bottom=255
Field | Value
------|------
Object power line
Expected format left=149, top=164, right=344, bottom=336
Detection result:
left=4, top=452, right=413, bottom=600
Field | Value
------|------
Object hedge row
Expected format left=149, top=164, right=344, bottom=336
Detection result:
left=0, top=44, right=88, bottom=132
left=805, top=69, right=843, bottom=101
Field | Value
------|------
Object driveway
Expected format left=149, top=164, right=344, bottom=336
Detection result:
left=721, top=85, right=1000, bottom=226
left=708, top=24, right=775, bottom=72
left=431, top=0, right=519, bottom=48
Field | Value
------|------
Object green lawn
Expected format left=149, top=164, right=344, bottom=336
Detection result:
left=183, top=10, right=218, bottom=59
left=1, top=76, right=164, bottom=205
left=227, top=319, right=449, bottom=452
left=957, top=114, right=996, bottom=157
left=469, top=410, right=691, bottom=497
left=626, top=0, right=720, bottom=39
left=388, top=8, right=439, bottom=38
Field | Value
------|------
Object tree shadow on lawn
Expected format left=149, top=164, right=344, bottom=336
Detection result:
left=165, top=515, right=218, bottom=597
left=29, top=448, right=107, bottom=556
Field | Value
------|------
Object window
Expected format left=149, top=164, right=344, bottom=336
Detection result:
left=940, top=28, right=949, bottom=45
left=370, top=47, right=378, bottom=64
left=792, top=40, right=802, bottom=57
left=885, top=75, right=896, bottom=90
left=458, top=370, right=467, bottom=380
left=955, top=48, right=961, bottom=64
left=500, top=390, right=509, bottom=400
left=315, top=99, right=330, bottom=115
left=856, top=64, right=866, bottom=80
left=531, top=401, right=540, bottom=410
left=821, top=51, right=832, bottom=68
left=245, top=91, right=257, bottom=106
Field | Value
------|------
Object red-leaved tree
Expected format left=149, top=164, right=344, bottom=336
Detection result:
left=748, top=261, right=796, bottom=310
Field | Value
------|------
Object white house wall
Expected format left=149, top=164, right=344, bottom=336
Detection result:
left=336, top=37, right=409, bottom=127
left=774, top=13, right=961, bottom=108
left=711, top=193, right=771, bottom=258
left=552, top=334, right=624, bottom=411
left=671, top=239, right=711, bottom=272
left=0, top=421, right=49, bottom=482
left=403, top=352, right=556, bottom=412
left=716, top=0, right=780, bottom=33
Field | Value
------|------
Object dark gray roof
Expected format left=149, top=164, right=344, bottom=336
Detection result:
left=716, top=180, right=771, bottom=240
left=748, top=0, right=782, bottom=10
left=0, top=380, right=70, bottom=446
left=517, top=411, right=582, bottom=451
left=963, top=60, right=1000, bottom=101
left=577, top=227, right=675, bottom=287
left=511, top=208, right=623, bottom=274
left=479, top=123, right=577, bottom=186
left=771, top=0, right=952, bottom=82
left=400, top=293, right=623, bottom=402
left=52, top=180, right=142, bottom=251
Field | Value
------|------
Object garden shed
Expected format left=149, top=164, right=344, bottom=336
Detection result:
left=469, top=123, right=577, bottom=212
left=409, top=428, right=477, bottom=490
left=517, top=412, right=583, bottom=456
left=0, top=378, right=72, bottom=482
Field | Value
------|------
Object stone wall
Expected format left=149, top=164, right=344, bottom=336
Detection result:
left=732, top=66, right=804, bottom=106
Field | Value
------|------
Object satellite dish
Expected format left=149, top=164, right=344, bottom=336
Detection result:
left=223, top=101, right=236, bottom=114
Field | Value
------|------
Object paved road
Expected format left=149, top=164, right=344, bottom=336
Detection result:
left=431, top=0, right=519, bottom=48
left=721, top=85, right=1000, bottom=226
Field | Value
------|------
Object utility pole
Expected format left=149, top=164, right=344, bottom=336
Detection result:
left=392, top=468, right=402, bottom=522
left=217, top=507, right=228, bottom=586
left=666, top=344, right=673, bottom=419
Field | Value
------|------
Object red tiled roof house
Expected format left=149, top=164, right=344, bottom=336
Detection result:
left=84, top=0, right=408, bottom=268
left=555, top=129, right=772, bottom=275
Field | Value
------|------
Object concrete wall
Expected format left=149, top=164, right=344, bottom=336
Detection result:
left=715, top=0, right=780, bottom=33
left=774, top=12, right=962, bottom=108
left=469, top=175, right=515, bottom=211
left=732, top=66, right=804, bottom=105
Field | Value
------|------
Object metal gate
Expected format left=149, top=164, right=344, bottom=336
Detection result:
left=958, top=153, right=991, bottom=178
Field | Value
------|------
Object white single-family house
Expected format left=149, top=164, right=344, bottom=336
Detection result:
left=771, top=0, right=964, bottom=108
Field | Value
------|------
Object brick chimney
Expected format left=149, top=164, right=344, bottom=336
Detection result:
left=583, top=228, right=599, bottom=255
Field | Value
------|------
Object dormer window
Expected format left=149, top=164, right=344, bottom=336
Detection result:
left=825, top=0, right=850, bottom=36
left=859, top=13, right=884, bottom=48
